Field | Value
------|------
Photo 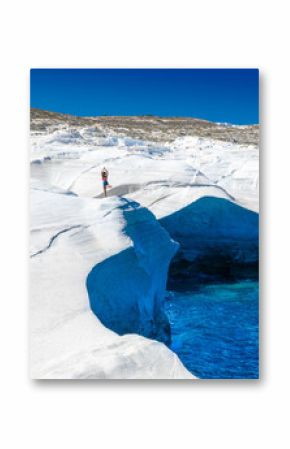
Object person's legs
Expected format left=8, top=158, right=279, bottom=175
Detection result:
left=103, top=180, right=108, bottom=197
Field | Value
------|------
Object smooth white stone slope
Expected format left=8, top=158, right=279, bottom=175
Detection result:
left=30, top=121, right=258, bottom=379
left=30, top=189, right=193, bottom=379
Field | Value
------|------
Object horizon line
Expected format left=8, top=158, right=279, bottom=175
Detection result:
left=30, top=107, right=259, bottom=127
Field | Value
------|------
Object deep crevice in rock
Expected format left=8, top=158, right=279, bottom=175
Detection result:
left=85, top=196, right=259, bottom=376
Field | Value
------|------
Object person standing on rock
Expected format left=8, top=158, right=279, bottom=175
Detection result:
left=101, top=167, right=111, bottom=197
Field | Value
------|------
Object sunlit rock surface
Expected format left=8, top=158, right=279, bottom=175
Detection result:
left=30, top=109, right=259, bottom=379
left=30, top=192, right=191, bottom=379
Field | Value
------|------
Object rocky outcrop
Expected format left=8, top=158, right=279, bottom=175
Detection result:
left=31, top=108, right=259, bottom=145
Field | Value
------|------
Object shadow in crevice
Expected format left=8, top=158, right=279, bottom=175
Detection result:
left=85, top=195, right=259, bottom=379
left=160, top=196, right=259, bottom=290
left=86, top=197, right=177, bottom=345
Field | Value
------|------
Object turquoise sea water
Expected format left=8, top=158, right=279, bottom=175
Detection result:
left=165, top=280, right=259, bottom=379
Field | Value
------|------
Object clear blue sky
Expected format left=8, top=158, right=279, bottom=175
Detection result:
left=30, top=69, right=259, bottom=124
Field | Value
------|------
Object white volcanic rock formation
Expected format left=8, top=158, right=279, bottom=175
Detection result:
left=30, top=191, right=191, bottom=379
left=30, top=109, right=259, bottom=379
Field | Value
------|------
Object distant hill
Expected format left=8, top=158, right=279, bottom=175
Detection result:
left=30, top=108, right=259, bottom=146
